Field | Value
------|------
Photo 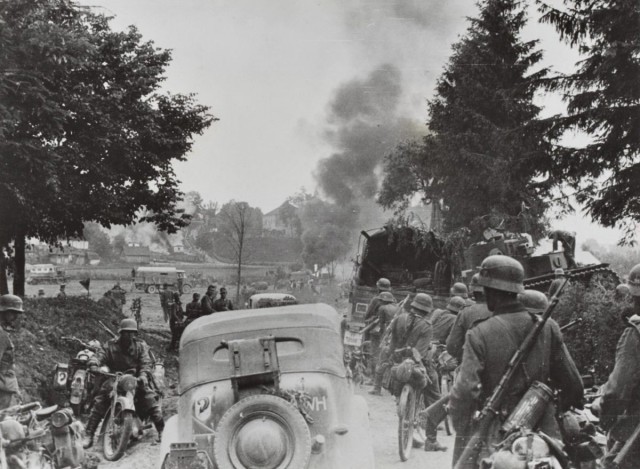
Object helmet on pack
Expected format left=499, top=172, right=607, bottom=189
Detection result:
left=518, top=290, right=549, bottom=311
left=450, top=282, right=469, bottom=299
left=379, top=291, right=395, bottom=303
left=411, top=293, right=433, bottom=314
left=628, top=264, right=640, bottom=297
left=470, top=273, right=483, bottom=293
left=118, top=318, right=138, bottom=333
left=376, top=278, right=391, bottom=292
left=447, top=296, right=466, bottom=313
left=477, top=255, right=525, bottom=294
left=0, top=295, right=24, bottom=313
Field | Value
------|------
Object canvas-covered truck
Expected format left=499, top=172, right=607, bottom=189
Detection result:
left=132, top=266, right=192, bottom=294
left=347, top=226, right=453, bottom=332
left=26, top=264, right=66, bottom=285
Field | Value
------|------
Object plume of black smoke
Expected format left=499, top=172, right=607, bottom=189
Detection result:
left=316, top=64, right=423, bottom=206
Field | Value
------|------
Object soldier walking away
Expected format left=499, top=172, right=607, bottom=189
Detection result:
left=364, top=278, right=392, bottom=381
left=0, top=295, right=23, bottom=409
left=185, top=293, right=202, bottom=325
left=83, top=319, right=164, bottom=448
left=56, top=284, right=67, bottom=299
left=368, top=292, right=400, bottom=396
left=200, top=285, right=217, bottom=316
left=389, top=293, right=447, bottom=452
left=518, top=289, right=549, bottom=313
left=446, top=273, right=492, bottom=362
left=595, top=263, right=640, bottom=468
left=549, top=229, right=577, bottom=269
left=213, top=287, right=234, bottom=312
left=159, top=283, right=173, bottom=323
left=168, top=292, right=185, bottom=352
left=449, top=255, right=583, bottom=469
left=548, top=268, right=565, bottom=298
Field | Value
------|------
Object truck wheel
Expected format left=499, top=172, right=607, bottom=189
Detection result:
left=181, top=284, right=192, bottom=294
left=213, top=394, right=312, bottom=469
left=146, top=285, right=157, bottom=294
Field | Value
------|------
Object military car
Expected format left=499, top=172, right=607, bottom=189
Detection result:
left=159, top=304, right=374, bottom=469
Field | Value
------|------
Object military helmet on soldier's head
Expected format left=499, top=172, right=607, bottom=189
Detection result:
left=518, top=289, right=549, bottom=311
left=379, top=291, right=395, bottom=303
left=627, top=264, right=640, bottom=297
left=118, top=318, right=138, bottom=333
left=447, top=296, right=466, bottom=313
left=410, top=293, right=433, bottom=314
left=477, top=255, right=525, bottom=294
left=450, top=282, right=469, bottom=298
left=470, top=273, right=483, bottom=293
left=0, top=295, right=24, bottom=313
left=376, top=278, right=391, bottom=292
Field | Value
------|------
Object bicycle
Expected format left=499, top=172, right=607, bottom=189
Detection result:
left=394, top=347, right=427, bottom=462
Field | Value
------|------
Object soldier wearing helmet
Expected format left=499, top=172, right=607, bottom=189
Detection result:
left=0, top=295, right=24, bottom=409
left=368, top=291, right=398, bottom=396
left=446, top=273, right=492, bottom=362
left=597, top=263, right=640, bottom=467
left=388, top=293, right=447, bottom=451
left=364, top=278, right=392, bottom=380
left=451, top=282, right=475, bottom=307
left=449, top=255, right=583, bottom=468
left=84, top=318, right=164, bottom=448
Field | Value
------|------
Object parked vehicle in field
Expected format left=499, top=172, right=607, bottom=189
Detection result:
left=132, top=267, right=191, bottom=294
left=26, top=264, right=66, bottom=285
left=247, top=292, right=298, bottom=309
left=159, top=304, right=375, bottom=469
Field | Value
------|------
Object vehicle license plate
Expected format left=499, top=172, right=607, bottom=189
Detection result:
left=344, top=331, right=363, bottom=347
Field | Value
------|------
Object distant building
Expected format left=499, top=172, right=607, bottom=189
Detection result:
left=263, top=201, right=300, bottom=238
left=122, top=244, right=152, bottom=264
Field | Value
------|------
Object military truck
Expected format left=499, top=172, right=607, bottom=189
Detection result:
left=347, top=226, right=452, bottom=329
left=26, top=264, right=66, bottom=285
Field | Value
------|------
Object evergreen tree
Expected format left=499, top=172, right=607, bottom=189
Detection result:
left=379, top=0, right=554, bottom=241
left=538, top=0, right=640, bottom=242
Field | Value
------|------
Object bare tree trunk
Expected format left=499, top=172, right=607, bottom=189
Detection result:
left=13, top=232, right=25, bottom=297
left=0, top=253, right=8, bottom=295
left=236, top=236, right=243, bottom=306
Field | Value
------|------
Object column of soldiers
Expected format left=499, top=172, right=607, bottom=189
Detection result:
left=365, top=258, right=640, bottom=468
left=162, top=283, right=235, bottom=352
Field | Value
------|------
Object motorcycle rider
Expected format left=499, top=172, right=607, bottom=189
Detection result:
left=449, top=255, right=583, bottom=468
left=388, top=293, right=447, bottom=452
left=0, top=295, right=23, bottom=409
left=446, top=273, right=492, bottom=362
left=596, top=263, right=640, bottom=467
left=83, top=318, right=164, bottom=448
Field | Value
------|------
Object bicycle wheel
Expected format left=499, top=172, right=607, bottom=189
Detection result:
left=412, top=392, right=426, bottom=448
left=398, top=384, right=416, bottom=461
left=440, top=375, right=452, bottom=436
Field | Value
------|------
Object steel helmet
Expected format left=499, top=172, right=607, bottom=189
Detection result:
left=477, top=255, right=525, bottom=294
left=379, top=291, right=395, bottom=303
left=410, top=293, right=433, bottom=314
left=470, top=273, right=483, bottom=293
left=447, top=296, right=466, bottom=313
left=450, top=282, right=469, bottom=298
left=0, top=295, right=24, bottom=313
left=518, top=289, right=549, bottom=311
left=118, top=318, right=138, bottom=333
left=376, top=278, right=391, bottom=292
left=628, top=264, right=640, bottom=297
left=615, top=283, right=630, bottom=297
left=554, top=268, right=565, bottom=277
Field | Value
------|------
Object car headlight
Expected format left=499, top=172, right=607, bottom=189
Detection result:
left=51, top=408, right=74, bottom=428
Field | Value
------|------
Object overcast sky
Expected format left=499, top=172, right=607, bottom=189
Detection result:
left=93, top=0, right=626, bottom=246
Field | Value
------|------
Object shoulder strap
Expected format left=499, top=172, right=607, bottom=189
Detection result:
left=400, top=313, right=417, bottom=346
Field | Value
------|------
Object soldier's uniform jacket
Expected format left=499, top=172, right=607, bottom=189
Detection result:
left=431, top=309, right=457, bottom=344
left=600, top=315, right=640, bottom=443
left=89, top=337, right=153, bottom=376
left=185, top=301, right=202, bottom=321
left=365, top=295, right=385, bottom=322
left=446, top=301, right=491, bottom=362
left=0, top=326, right=18, bottom=394
left=377, top=303, right=399, bottom=336
left=201, top=294, right=215, bottom=316
left=388, top=311, right=433, bottom=363
left=213, top=298, right=234, bottom=312
left=449, top=300, right=583, bottom=440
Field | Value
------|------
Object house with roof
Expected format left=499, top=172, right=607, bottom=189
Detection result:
left=262, top=201, right=301, bottom=238
left=122, top=244, right=152, bottom=264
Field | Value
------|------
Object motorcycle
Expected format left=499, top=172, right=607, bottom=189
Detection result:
left=91, top=369, right=154, bottom=461
left=343, top=319, right=376, bottom=386
left=53, top=336, right=101, bottom=416
left=0, top=401, right=84, bottom=469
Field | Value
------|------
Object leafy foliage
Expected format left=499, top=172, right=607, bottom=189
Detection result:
left=537, top=0, right=640, bottom=242
left=0, top=0, right=215, bottom=293
left=379, top=0, right=554, bottom=241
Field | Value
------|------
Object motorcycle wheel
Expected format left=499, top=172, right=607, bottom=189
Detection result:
left=440, top=375, right=452, bottom=436
left=398, top=384, right=416, bottom=461
left=101, top=407, right=134, bottom=461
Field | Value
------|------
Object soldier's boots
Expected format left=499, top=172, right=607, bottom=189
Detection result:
left=424, top=438, right=447, bottom=452
left=83, top=412, right=102, bottom=449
